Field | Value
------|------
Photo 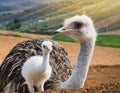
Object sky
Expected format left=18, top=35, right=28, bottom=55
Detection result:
left=0, top=0, right=59, bottom=5
left=0, top=0, right=59, bottom=12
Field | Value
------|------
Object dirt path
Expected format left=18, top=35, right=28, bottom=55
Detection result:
left=0, top=30, right=120, bottom=65
left=0, top=35, right=120, bottom=65
left=0, top=30, right=50, bottom=39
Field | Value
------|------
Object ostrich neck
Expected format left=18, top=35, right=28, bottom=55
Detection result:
left=39, top=53, right=50, bottom=72
left=60, top=39, right=95, bottom=89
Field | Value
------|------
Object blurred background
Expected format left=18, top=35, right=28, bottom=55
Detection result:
left=0, top=0, right=120, bottom=34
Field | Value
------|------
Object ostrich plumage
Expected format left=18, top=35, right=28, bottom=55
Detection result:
left=0, top=38, right=72, bottom=92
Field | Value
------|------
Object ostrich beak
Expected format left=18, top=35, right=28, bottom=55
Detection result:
left=55, top=27, right=78, bottom=33
left=55, top=27, right=83, bottom=41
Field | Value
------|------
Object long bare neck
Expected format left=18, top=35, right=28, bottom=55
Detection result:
left=42, top=53, right=50, bottom=70
left=59, top=39, right=95, bottom=89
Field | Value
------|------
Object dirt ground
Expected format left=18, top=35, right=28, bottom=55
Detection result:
left=0, top=30, right=120, bottom=93
left=42, top=66, right=120, bottom=93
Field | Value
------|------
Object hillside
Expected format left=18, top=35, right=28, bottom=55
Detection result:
left=0, top=0, right=120, bottom=33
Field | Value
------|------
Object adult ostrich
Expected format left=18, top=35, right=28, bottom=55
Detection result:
left=0, top=15, right=96, bottom=92
left=56, top=15, right=97, bottom=89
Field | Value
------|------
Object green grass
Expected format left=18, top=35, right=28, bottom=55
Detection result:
left=96, top=35, right=120, bottom=48
left=52, top=34, right=78, bottom=43
left=52, top=34, right=120, bottom=48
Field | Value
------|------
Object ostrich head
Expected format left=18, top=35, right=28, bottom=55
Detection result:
left=41, top=41, right=53, bottom=54
left=56, top=15, right=96, bottom=42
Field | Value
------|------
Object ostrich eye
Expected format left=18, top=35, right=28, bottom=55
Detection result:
left=74, top=22, right=83, bottom=29
left=62, top=28, right=66, bottom=30
left=43, top=45, right=47, bottom=48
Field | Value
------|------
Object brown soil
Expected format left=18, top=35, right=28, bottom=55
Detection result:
left=44, top=82, right=120, bottom=93
left=0, top=30, right=120, bottom=93
left=41, top=65, right=120, bottom=93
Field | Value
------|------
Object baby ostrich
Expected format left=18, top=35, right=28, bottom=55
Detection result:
left=21, top=41, right=52, bottom=93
